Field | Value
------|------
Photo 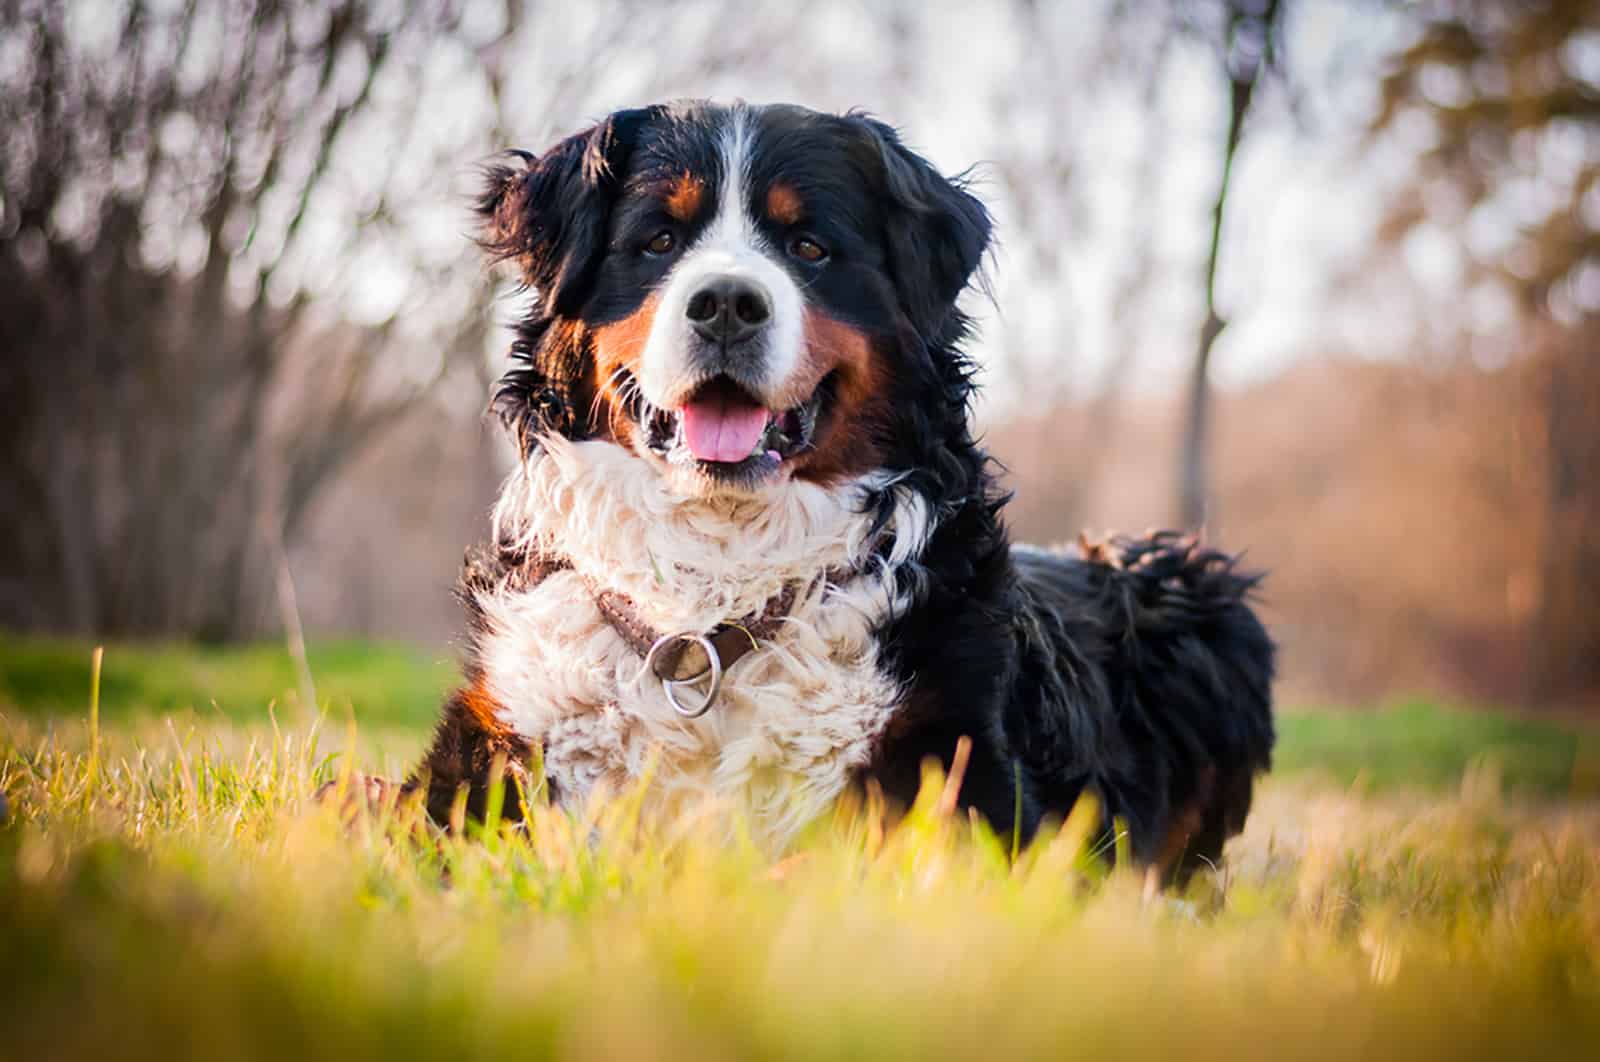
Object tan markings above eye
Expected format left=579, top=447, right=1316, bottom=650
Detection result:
left=646, top=231, right=675, bottom=255
left=790, top=237, right=827, bottom=263
left=664, top=173, right=705, bottom=222
left=766, top=182, right=804, bottom=225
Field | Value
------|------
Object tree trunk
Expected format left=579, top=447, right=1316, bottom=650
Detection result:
left=1528, top=334, right=1600, bottom=705
left=1177, top=0, right=1278, bottom=530
left=1179, top=308, right=1227, bottom=529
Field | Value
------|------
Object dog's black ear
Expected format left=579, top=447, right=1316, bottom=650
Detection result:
left=853, top=116, right=992, bottom=343
left=478, top=107, right=660, bottom=317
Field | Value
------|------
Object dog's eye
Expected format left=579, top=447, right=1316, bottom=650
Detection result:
left=645, top=231, right=676, bottom=255
left=789, top=237, right=827, bottom=263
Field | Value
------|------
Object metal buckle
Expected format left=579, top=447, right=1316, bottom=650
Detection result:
left=644, top=631, right=723, bottom=719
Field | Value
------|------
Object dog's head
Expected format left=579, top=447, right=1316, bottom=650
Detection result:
left=480, top=101, right=990, bottom=498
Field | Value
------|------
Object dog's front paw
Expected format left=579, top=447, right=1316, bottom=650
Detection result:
left=313, top=771, right=400, bottom=819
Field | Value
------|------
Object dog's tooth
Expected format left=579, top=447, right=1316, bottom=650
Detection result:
left=799, top=400, right=818, bottom=442
left=758, top=417, right=784, bottom=455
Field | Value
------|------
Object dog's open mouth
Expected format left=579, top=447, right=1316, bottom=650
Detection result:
left=639, top=374, right=831, bottom=479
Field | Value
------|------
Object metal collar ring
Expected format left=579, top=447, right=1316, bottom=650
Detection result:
left=645, top=631, right=724, bottom=718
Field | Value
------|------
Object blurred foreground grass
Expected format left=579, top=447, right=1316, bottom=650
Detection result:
left=3, top=634, right=1600, bottom=1059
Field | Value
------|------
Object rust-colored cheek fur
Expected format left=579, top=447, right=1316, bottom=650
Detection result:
left=792, top=310, right=891, bottom=485
left=588, top=295, right=661, bottom=445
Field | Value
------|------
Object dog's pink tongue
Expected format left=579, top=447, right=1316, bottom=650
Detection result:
left=680, top=395, right=770, bottom=463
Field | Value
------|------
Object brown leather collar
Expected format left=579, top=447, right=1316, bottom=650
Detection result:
left=593, top=577, right=802, bottom=680
left=520, top=552, right=843, bottom=680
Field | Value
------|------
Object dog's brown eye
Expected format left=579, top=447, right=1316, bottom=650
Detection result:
left=645, top=230, right=675, bottom=255
left=790, top=237, right=827, bottom=263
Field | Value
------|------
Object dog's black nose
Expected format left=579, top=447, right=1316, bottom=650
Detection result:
left=685, top=276, right=771, bottom=345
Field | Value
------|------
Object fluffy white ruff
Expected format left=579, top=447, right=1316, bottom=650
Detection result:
left=477, top=436, right=935, bottom=844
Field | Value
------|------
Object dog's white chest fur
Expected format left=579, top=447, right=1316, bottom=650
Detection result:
left=473, top=439, right=929, bottom=841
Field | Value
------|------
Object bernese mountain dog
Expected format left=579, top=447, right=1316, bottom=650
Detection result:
left=403, top=100, right=1274, bottom=885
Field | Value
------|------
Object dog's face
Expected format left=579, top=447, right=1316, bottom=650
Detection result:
left=480, top=101, right=990, bottom=498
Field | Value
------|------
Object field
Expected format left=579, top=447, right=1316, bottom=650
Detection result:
left=4, top=637, right=1599, bottom=1060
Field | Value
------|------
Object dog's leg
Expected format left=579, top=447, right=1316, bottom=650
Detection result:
left=408, top=682, right=540, bottom=827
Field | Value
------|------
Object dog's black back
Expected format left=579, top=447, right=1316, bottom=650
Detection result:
left=868, top=527, right=1273, bottom=882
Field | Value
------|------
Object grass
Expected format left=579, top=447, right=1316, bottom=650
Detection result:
left=1276, top=697, right=1595, bottom=796
left=4, top=635, right=1594, bottom=796
left=0, top=635, right=456, bottom=729
left=3, top=635, right=1600, bottom=1059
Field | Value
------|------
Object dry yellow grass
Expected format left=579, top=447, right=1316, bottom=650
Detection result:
left=3, top=709, right=1597, bottom=1061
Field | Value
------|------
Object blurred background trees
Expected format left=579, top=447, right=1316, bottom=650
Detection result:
left=1, top=0, right=1594, bottom=707
left=1366, top=0, right=1599, bottom=701
left=0, top=0, right=491, bottom=638
left=0, top=0, right=788, bottom=639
